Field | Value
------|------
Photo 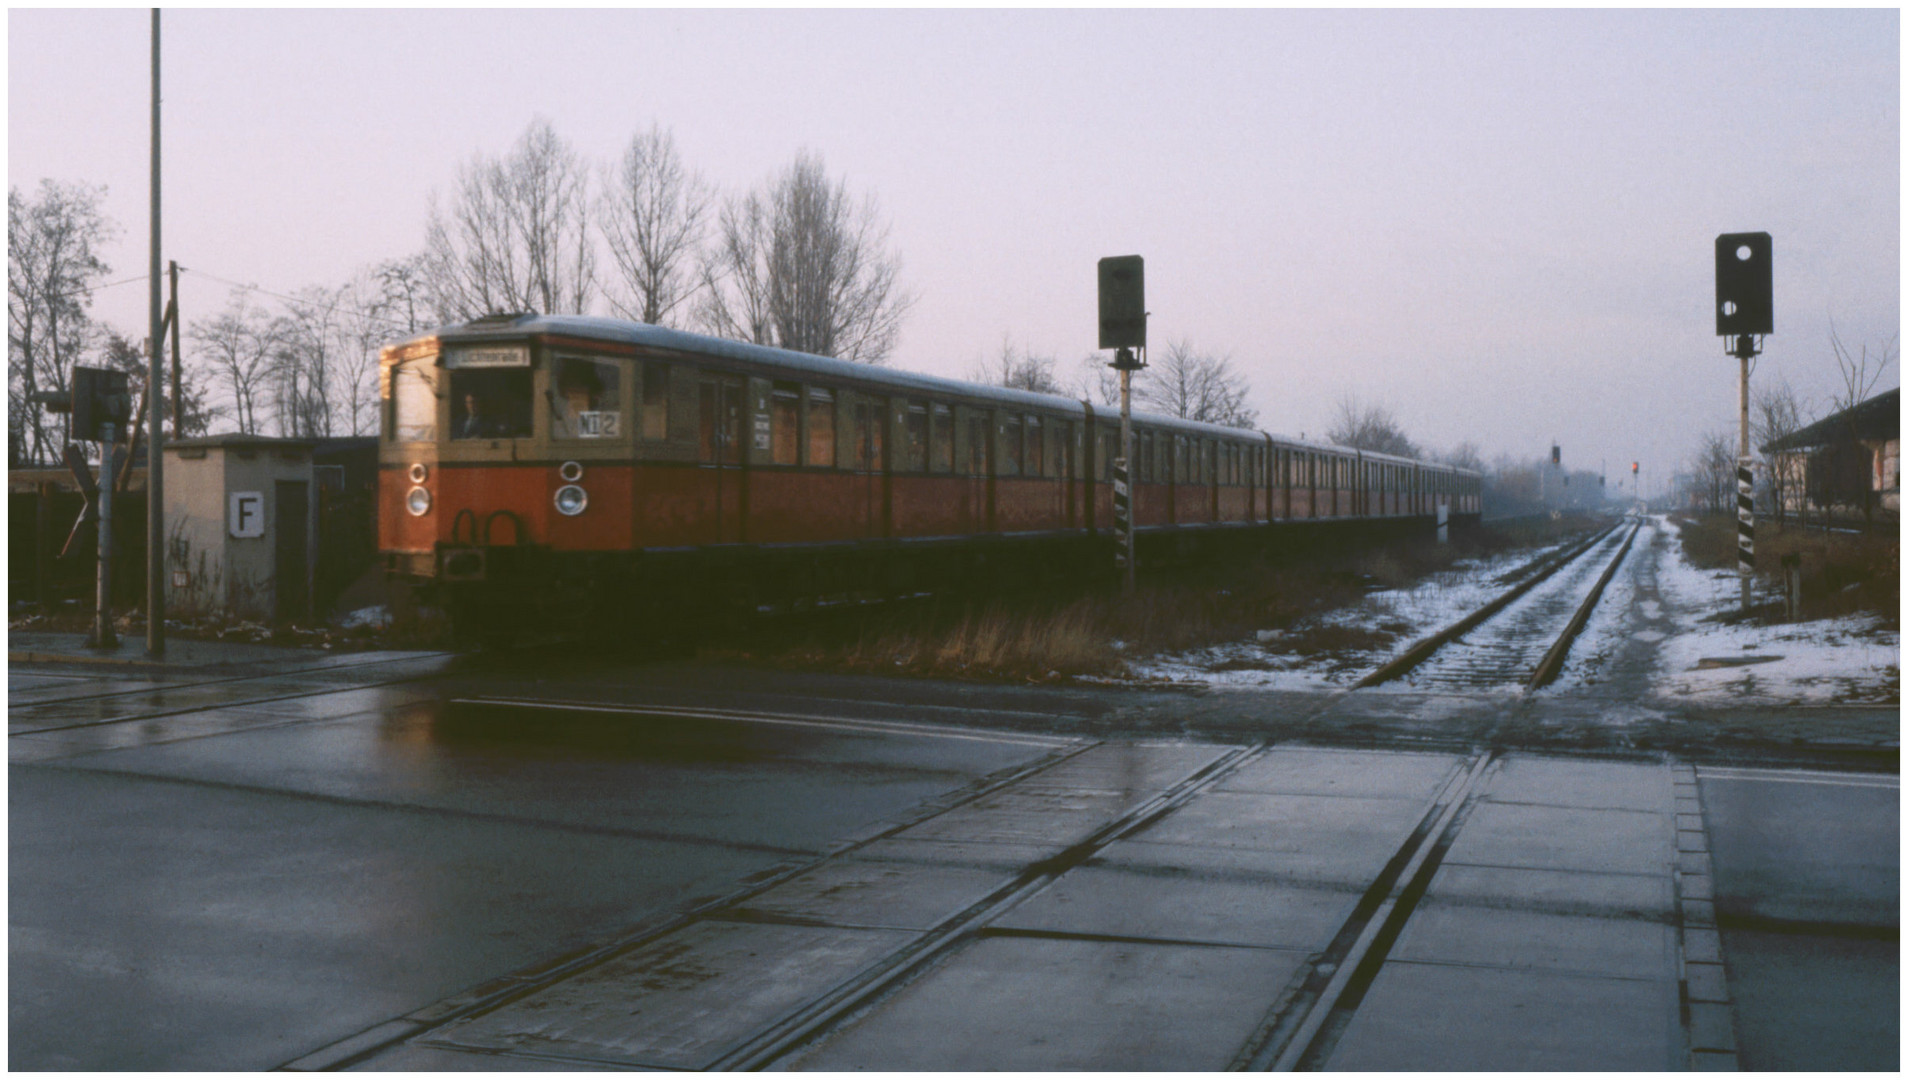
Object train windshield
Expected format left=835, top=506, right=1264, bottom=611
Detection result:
left=549, top=356, right=623, bottom=439
left=449, top=368, right=533, bottom=440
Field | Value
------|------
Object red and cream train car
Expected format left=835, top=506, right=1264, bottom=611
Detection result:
left=379, top=315, right=1480, bottom=633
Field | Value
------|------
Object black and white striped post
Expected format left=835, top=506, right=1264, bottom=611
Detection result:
left=1736, top=456, right=1755, bottom=611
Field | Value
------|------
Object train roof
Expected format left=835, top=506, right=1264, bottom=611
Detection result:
left=394, top=314, right=1472, bottom=474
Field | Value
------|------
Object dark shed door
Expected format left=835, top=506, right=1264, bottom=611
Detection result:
left=275, top=480, right=310, bottom=622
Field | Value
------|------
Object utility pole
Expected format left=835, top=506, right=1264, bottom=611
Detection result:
left=1098, top=256, right=1146, bottom=594
left=146, top=8, right=166, bottom=655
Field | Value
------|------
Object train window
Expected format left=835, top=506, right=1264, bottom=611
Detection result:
left=931, top=404, right=953, bottom=472
left=450, top=368, right=533, bottom=440
left=1001, top=415, right=1022, bottom=476
left=965, top=414, right=989, bottom=475
left=903, top=401, right=928, bottom=472
left=550, top=356, right=623, bottom=440
left=807, top=389, right=836, bottom=467
left=392, top=359, right=435, bottom=443
left=698, top=379, right=744, bottom=464
left=771, top=383, right=800, bottom=465
left=641, top=362, right=670, bottom=440
left=1026, top=416, right=1044, bottom=477
left=853, top=397, right=885, bottom=470
left=1054, top=420, right=1072, bottom=479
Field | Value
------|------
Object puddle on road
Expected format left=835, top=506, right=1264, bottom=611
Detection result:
left=381, top=700, right=830, bottom=765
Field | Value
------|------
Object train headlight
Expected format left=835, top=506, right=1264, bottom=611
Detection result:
left=554, top=484, right=588, bottom=516
left=408, top=462, right=429, bottom=484
left=405, top=486, right=432, bottom=516
left=558, top=460, right=584, bottom=482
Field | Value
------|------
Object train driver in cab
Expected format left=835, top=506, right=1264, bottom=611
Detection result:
left=459, top=391, right=504, bottom=439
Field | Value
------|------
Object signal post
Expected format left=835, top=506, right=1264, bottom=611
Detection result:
left=1098, top=256, right=1146, bottom=594
left=1715, top=232, right=1772, bottom=616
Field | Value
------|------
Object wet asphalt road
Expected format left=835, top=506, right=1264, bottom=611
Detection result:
left=8, top=644, right=1900, bottom=1070
left=1699, top=766, right=1899, bottom=1071
left=8, top=658, right=1062, bottom=1070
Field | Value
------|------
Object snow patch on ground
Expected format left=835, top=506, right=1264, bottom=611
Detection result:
left=1652, top=527, right=1898, bottom=706
left=1126, top=548, right=1552, bottom=691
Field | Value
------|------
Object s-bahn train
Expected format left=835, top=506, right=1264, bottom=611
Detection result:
left=378, top=314, right=1480, bottom=636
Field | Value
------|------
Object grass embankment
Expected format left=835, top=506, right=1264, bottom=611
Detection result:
left=1672, top=514, right=1898, bottom=625
left=714, top=515, right=1602, bottom=683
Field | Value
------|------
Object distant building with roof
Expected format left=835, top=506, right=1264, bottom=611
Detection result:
left=1760, top=387, right=1899, bottom=521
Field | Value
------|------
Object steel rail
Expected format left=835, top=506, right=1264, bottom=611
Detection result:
left=1525, top=520, right=1641, bottom=691
left=1353, top=523, right=1620, bottom=688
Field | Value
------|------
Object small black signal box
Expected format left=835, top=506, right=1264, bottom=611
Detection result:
left=1715, top=232, right=1773, bottom=336
left=1098, top=255, right=1146, bottom=350
left=71, top=366, right=131, bottom=443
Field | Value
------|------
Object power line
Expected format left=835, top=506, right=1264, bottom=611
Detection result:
left=22, top=272, right=151, bottom=305
left=179, top=267, right=421, bottom=333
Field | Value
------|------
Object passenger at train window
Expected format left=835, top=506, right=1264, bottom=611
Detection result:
left=641, top=362, right=670, bottom=440
left=807, top=389, right=835, bottom=467
left=550, top=356, right=622, bottom=439
left=771, top=383, right=800, bottom=465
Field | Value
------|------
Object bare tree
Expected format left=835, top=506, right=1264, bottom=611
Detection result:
left=1690, top=429, right=1735, bottom=514
left=1752, top=378, right=1807, bottom=525
left=699, top=151, right=911, bottom=363
left=599, top=125, right=711, bottom=327
left=423, top=117, right=596, bottom=321
left=1136, top=340, right=1257, bottom=428
left=975, top=338, right=1062, bottom=393
left=1829, top=320, right=1897, bottom=411
left=1439, top=441, right=1485, bottom=472
left=99, top=329, right=220, bottom=440
left=190, top=292, right=279, bottom=435
left=697, top=191, right=775, bottom=347
left=8, top=180, right=115, bottom=465
left=269, top=285, right=348, bottom=438
left=372, top=254, right=432, bottom=336
left=1328, top=393, right=1417, bottom=457
left=1073, top=353, right=1121, bottom=408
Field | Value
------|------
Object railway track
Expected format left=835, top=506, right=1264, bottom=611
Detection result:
left=290, top=706, right=1707, bottom=1071
left=1355, top=518, right=1642, bottom=693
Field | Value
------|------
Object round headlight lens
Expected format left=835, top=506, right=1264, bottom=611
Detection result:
left=405, top=486, right=432, bottom=516
left=408, top=462, right=429, bottom=484
left=558, top=460, right=584, bottom=482
left=554, top=484, right=588, bottom=516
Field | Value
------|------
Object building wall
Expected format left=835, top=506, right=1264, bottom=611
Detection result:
left=163, top=443, right=315, bottom=622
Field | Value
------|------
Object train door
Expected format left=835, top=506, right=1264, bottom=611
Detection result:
left=697, top=375, right=746, bottom=543
left=852, top=395, right=888, bottom=538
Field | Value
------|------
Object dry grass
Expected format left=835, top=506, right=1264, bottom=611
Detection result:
left=1673, top=513, right=1899, bottom=624
left=725, top=516, right=1602, bottom=682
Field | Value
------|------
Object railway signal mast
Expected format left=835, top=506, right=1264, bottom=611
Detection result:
left=1098, top=255, right=1147, bottom=595
left=1715, top=232, right=1772, bottom=616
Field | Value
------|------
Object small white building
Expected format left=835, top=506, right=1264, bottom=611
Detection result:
left=163, top=435, right=317, bottom=622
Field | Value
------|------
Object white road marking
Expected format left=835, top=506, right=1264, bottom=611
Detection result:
left=1698, top=765, right=1899, bottom=789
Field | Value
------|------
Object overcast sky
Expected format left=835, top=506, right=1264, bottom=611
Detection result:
left=10, top=8, right=1899, bottom=492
